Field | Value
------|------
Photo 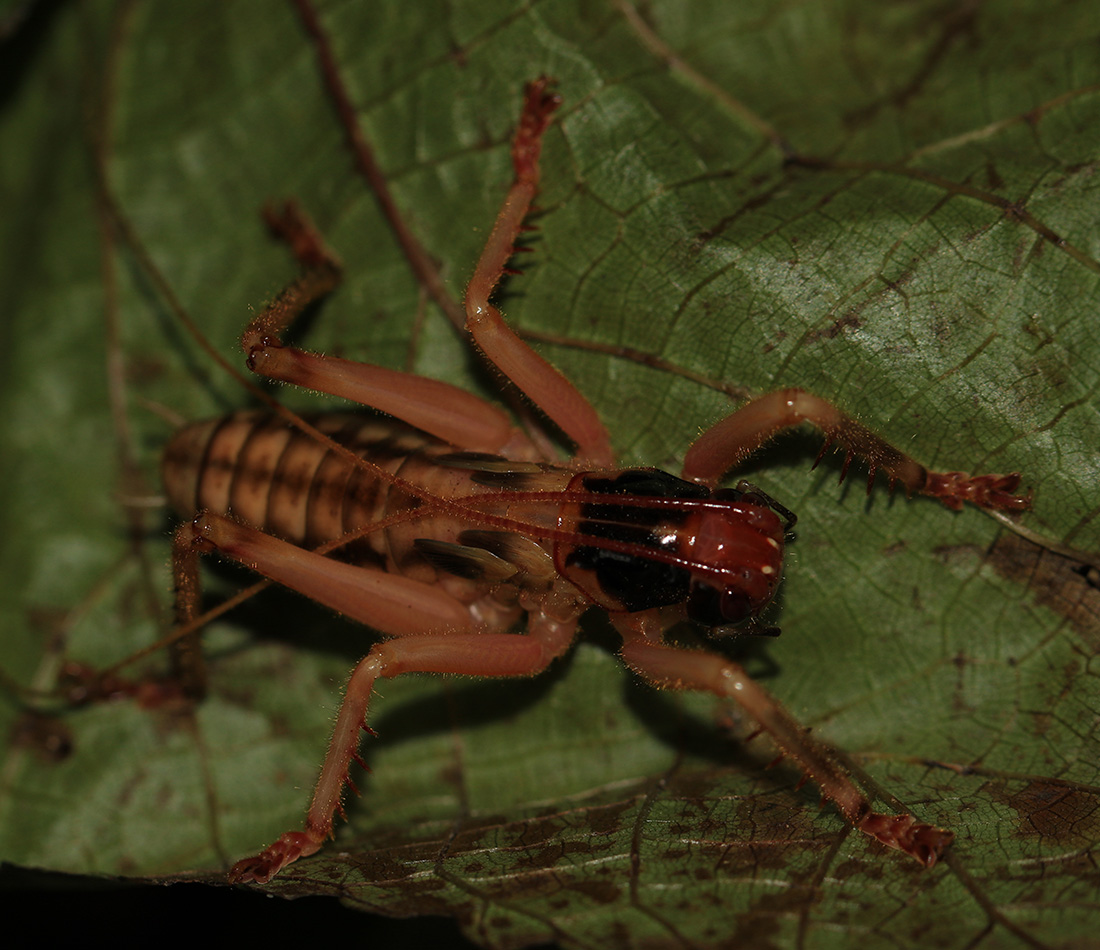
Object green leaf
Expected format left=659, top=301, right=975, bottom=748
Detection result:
left=2, top=1, right=1098, bottom=947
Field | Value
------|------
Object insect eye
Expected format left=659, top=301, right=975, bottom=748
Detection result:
left=686, top=582, right=752, bottom=627
left=719, top=588, right=752, bottom=624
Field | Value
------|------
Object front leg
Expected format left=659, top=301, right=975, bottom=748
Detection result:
left=682, top=387, right=1029, bottom=512
left=618, top=628, right=954, bottom=867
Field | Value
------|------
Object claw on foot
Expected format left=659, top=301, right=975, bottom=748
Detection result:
left=512, top=77, right=562, bottom=182
left=923, top=471, right=1031, bottom=512
left=227, top=830, right=324, bottom=884
left=858, top=811, right=955, bottom=867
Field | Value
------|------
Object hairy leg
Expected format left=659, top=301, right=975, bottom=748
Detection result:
left=619, top=630, right=953, bottom=867
left=229, top=619, right=578, bottom=883
left=240, top=203, right=533, bottom=457
left=462, top=80, right=614, bottom=466
left=682, top=387, right=1028, bottom=511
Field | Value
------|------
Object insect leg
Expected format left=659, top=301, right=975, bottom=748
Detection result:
left=463, top=80, right=614, bottom=467
left=228, top=620, right=579, bottom=884
left=241, top=203, right=532, bottom=456
left=177, top=512, right=480, bottom=637
left=681, top=387, right=1029, bottom=511
left=166, top=506, right=479, bottom=709
left=619, top=633, right=954, bottom=867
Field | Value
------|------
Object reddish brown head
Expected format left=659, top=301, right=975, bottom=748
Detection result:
left=554, top=470, right=789, bottom=629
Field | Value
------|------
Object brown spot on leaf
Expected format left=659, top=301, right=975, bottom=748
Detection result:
left=570, top=877, right=620, bottom=905
left=806, top=311, right=861, bottom=343
left=350, top=835, right=441, bottom=885
left=995, top=780, right=1100, bottom=847
left=986, top=534, right=1100, bottom=652
left=985, top=161, right=1005, bottom=191
left=10, top=710, right=73, bottom=763
left=584, top=798, right=635, bottom=835
left=760, top=329, right=787, bottom=355
left=731, top=872, right=819, bottom=948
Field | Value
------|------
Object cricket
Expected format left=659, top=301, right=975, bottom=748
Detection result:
left=117, top=79, right=1031, bottom=883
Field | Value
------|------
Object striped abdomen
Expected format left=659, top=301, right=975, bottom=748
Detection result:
left=161, top=411, right=437, bottom=555
left=161, top=410, right=570, bottom=610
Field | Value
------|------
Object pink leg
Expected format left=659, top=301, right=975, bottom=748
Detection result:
left=172, top=485, right=585, bottom=883
left=228, top=617, right=578, bottom=883
left=619, top=630, right=954, bottom=867
left=241, top=203, right=532, bottom=457
left=166, top=516, right=210, bottom=699
left=178, top=512, right=480, bottom=637
left=462, top=80, right=614, bottom=467
left=682, top=387, right=1029, bottom=512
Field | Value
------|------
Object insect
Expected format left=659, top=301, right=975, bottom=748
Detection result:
left=149, top=80, right=1030, bottom=884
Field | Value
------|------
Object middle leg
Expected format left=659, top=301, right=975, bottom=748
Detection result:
left=227, top=620, right=579, bottom=883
